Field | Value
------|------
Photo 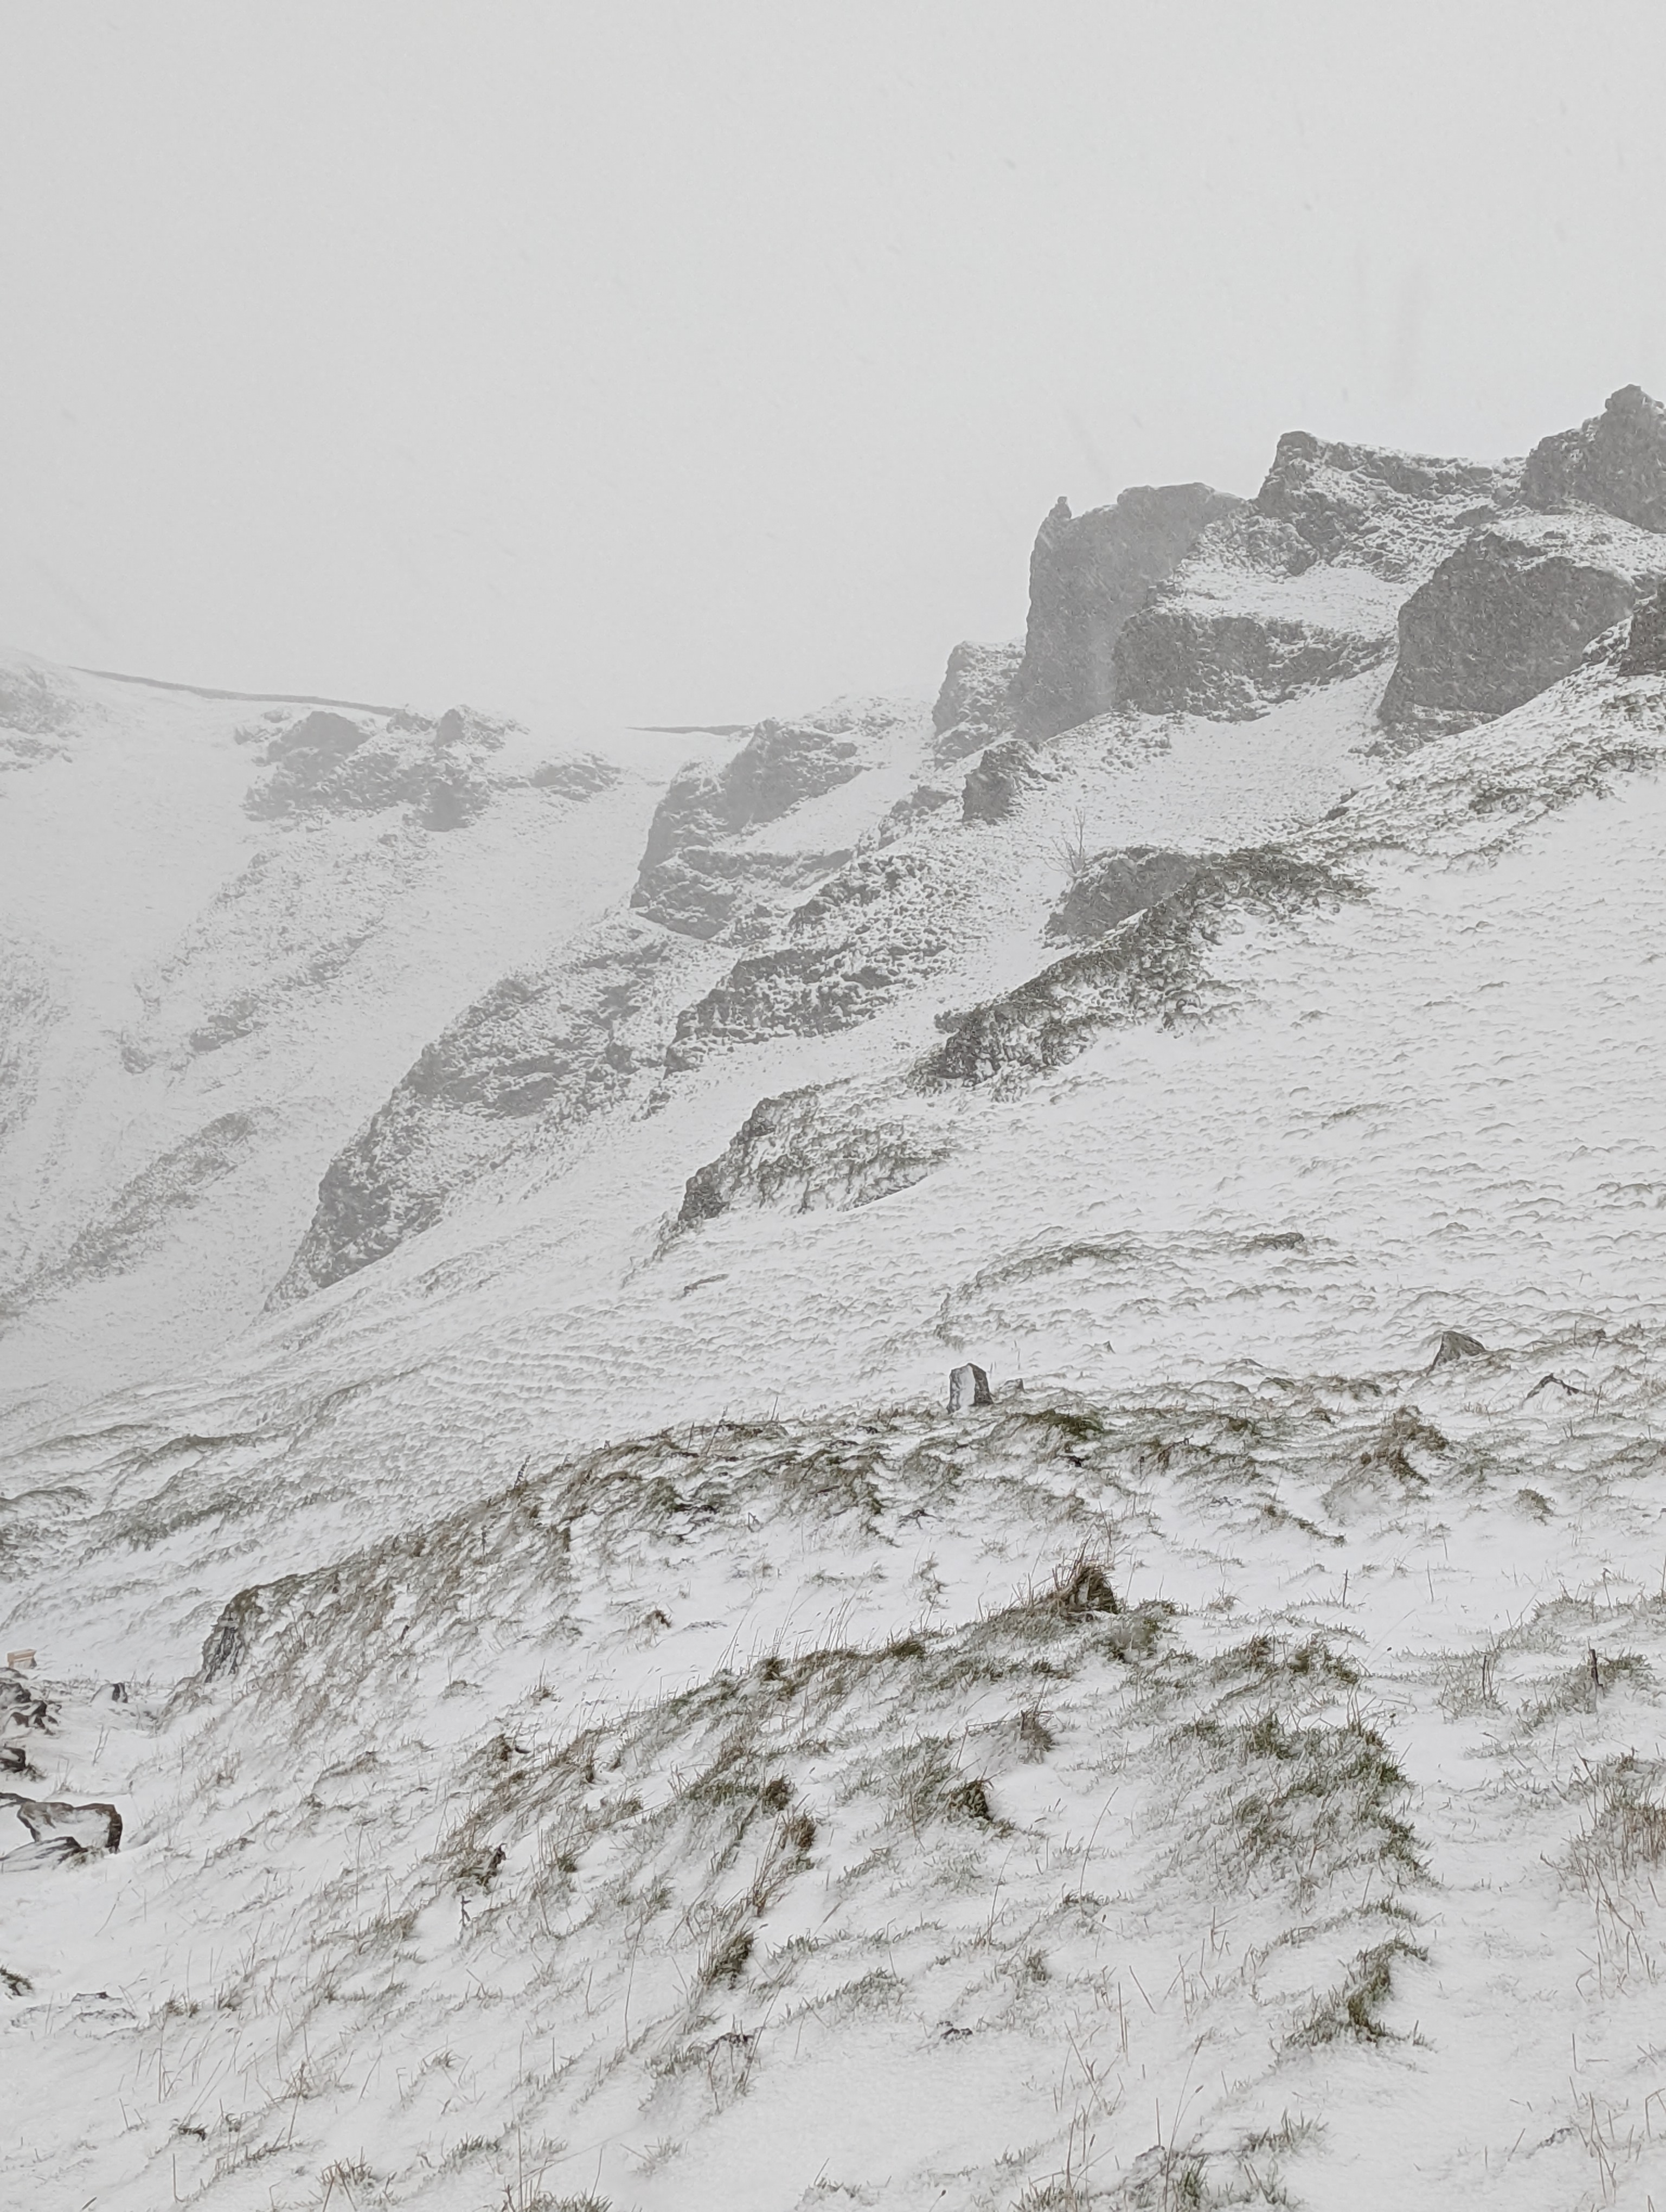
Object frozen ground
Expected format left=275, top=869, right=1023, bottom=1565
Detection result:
left=4, top=433, right=1666, bottom=2208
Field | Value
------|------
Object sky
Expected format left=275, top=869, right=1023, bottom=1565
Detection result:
left=3, top=1, right=1666, bottom=736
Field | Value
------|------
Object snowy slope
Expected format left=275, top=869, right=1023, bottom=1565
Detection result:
left=0, top=661, right=721, bottom=1427
left=4, top=393, right=1666, bottom=2210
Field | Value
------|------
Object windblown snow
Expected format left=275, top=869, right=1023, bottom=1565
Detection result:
left=4, top=391, right=1666, bottom=2211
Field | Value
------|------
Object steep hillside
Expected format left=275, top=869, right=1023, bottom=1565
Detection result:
left=0, top=666, right=717, bottom=1425
left=4, top=390, right=1666, bottom=2211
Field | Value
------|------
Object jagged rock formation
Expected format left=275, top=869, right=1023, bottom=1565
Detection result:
left=272, top=915, right=708, bottom=1302
left=676, top=1084, right=950, bottom=1225
left=668, top=848, right=954, bottom=1061
left=1115, top=597, right=1393, bottom=722
left=1523, top=384, right=1666, bottom=530
left=1045, top=847, right=1201, bottom=942
left=1621, top=580, right=1666, bottom=675
left=930, top=639, right=1022, bottom=763
left=1253, top=432, right=1511, bottom=570
left=273, top=700, right=937, bottom=1294
left=1380, top=521, right=1657, bottom=735
left=245, top=705, right=516, bottom=829
left=926, top=849, right=1362, bottom=1084
left=1115, top=436, right=1517, bottom=722
left=631, top=711, right=872, bottom=938
left=961, top=734, right=1047, bottom=822
left=1008, top=485, right=1241, bottom=737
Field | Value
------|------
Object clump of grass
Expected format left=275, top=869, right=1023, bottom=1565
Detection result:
left=1016, top=1705, right=1056, bottom=1760
left=944, top=1777, right=996, bottom=1824
left=1288, top=1935, right=1426, bottom=2047
left=1178, top=1709, right=1424, bottom=1897
left=701, top=1925, right=754, bottom=1988
left=1565, top=1754, right=1666, bottom=1890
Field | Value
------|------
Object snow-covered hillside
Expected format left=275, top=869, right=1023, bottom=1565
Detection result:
left=5, top=387, right=1666, bottom=2210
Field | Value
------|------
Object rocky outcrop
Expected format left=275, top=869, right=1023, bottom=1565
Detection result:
left=1, top=1792, right=122, bottom=1855
left=0, top=658, right=88, bottom=770
left=924, top=849, right=1361, bottom=1085
left=1621, top=581, right=1666, bottom=676
left=1046, top=848, right=1202, bottom=942
left=931, top=640, right=1022, bottom=763
left=1114, top=603, right=1392, bottom=722
left=246, top=705, right=512, bottom=830
left=527, top=753, right=619, bottom=798
left=948, top=1362, right=993, bottom=1411
left=668, top=846, right=957, bottom=1062
left=632, top=712, right=872, bottom=938
left=272, top=915, right=708, bottom=1301
left=1523, top=385, right=1666, bottom=531
left=676, top=1085, right=950, bottom=1225
left=1253, top=432, right=1511, bottom=574
left=1113, top=436, right=1517, bottom=723
left=0, top=940, right=56, bottom=1157
left=1008, top=486, right=1242, bottom=738
left=1380, top=530, right=1641, bottom=735
left=962, top=736, right=1046, bottom=823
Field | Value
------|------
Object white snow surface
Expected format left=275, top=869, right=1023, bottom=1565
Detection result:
left=3, top=583, right=1666, bottom=2210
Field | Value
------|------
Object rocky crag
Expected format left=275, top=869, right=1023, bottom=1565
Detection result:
left=260, top=387, right=1666, bottom=1303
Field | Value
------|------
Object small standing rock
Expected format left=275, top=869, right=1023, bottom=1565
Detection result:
left=1430, top=1329, right=1486, bottom=1369
left=949, top=1363, right=994, bottom=1412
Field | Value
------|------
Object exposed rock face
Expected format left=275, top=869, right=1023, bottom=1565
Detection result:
left=931, top=640, right=1022, bottom=764
left=668, top=846, right=956, bottom=1063
left=1253, top=433, right=1510, bottom=571
left=1523, top=385, right=1666, bottom=531
left=1380, top=531, right=1639, bottom=735
left=1008, top=486, right=1242, bottom=738
left=1046, top=848, right=1202, bottom=942
left=528, top=753, right=619, bottom=798
left=1114, top=437, right=1517, bottom=723
left=246, top=705, right=510, bottom=829
left=962, top=736, right=1046, bottom=823
left=925, top=850, right=1361, bottom=1085
left=0, top=661, right=80, bottom=736
left=1114, top=603, right=1392, bottom=722
left=1621, top=581, right=1666, bottom=675
left=632, top=713, right=869, bottom=938
left=273, top=700, right=932, bottom=1298
left=272, top=915, right=706, bottom=1302
left=676, top=1085, right=950, bottom=1226
left=0, top=940, right=56, bottom=1155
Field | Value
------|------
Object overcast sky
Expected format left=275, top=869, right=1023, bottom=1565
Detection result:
left=3, top=2, right=1665, bottom=734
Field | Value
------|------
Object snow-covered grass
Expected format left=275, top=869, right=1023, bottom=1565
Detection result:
left=7, top=1340, right=1666, bottom=2208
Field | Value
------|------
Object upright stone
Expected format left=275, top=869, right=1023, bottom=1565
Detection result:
left=949, top=1362, right=994, bottom=1411
left=1008, top=485, right=1242, bottom=738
